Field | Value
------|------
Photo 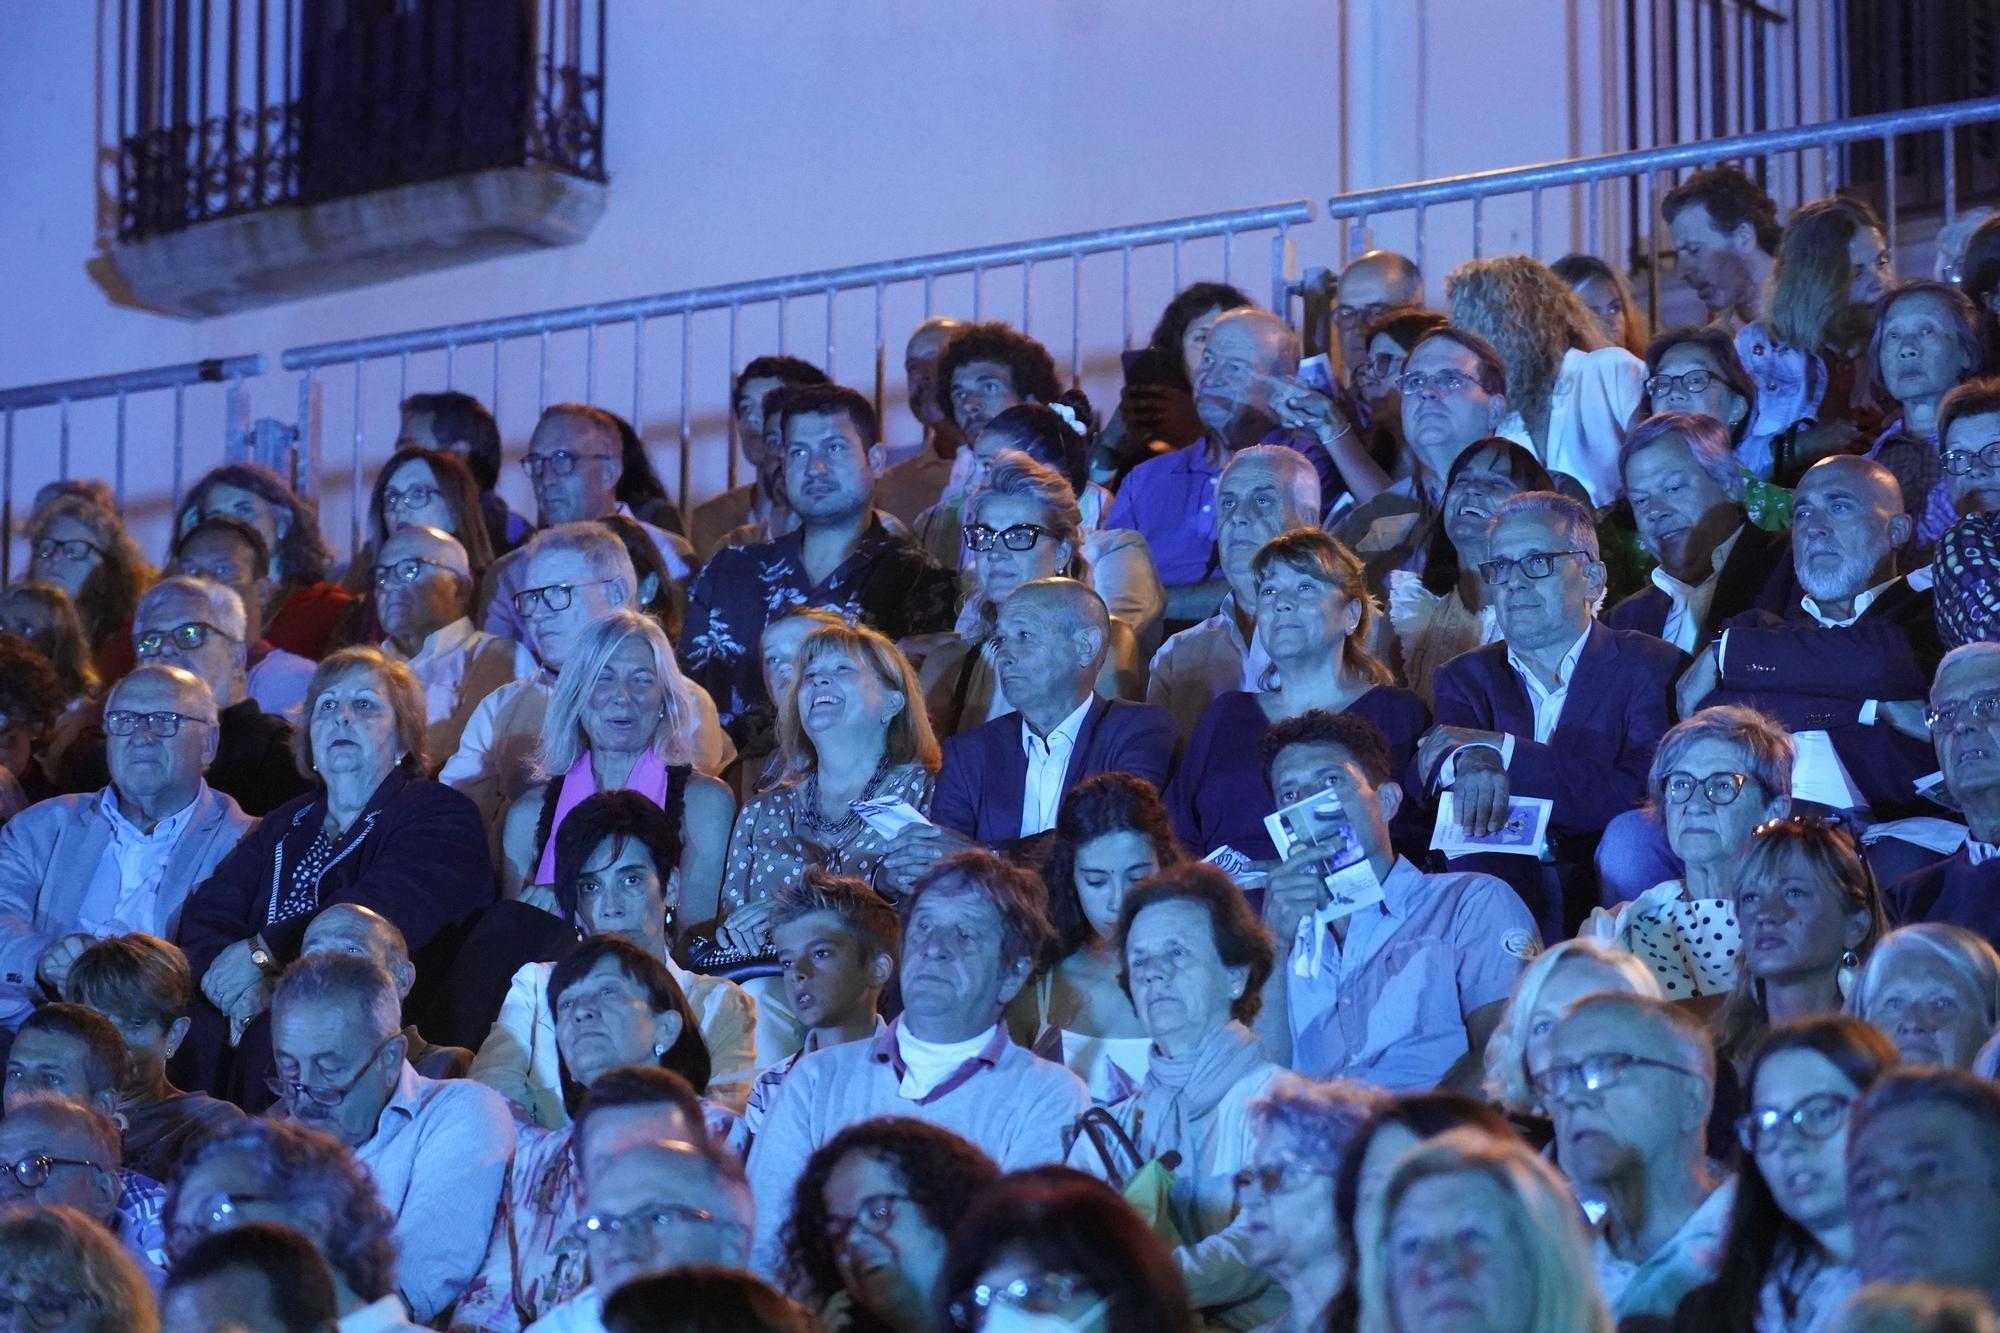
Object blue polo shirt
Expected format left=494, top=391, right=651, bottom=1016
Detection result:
left=1104, top=434, right=1336, bottom=586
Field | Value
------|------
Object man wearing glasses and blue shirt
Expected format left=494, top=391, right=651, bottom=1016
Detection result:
left=0, top=664, right=253, bottom=1029
left=268, top=952, right=512, bottom=1325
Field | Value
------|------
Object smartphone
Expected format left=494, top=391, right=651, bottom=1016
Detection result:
left=1121, top=346, right=1183, bottom=390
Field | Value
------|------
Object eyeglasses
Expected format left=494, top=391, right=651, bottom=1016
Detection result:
left=1736, top=1092, right=1853, bottom=1154
left=173, top=1190, right=283, bottom=1239
left=135, top=621, right=236, bottom=657
left=1396, top=368, right=1484, bottom=397
left=576, top=1203, right=741, bottom=1243
left=512, top=578, right=615, bottom=615
left=103, top=709, right=211, bottom=739
left=1477, top=550, right=1589, bottom=585
left=0, top=1287, right=101, bottom=1331
left=1661, top=770, right=1752, bottom=806
left=1333, top=300, right=1392, bottom=329
left=1925, top=690, right=2000, bottom=733
left=1231, top=1163, right=1340, bottom=1200
left=962, top=522, right=1056, bottom=553
left=29, top=538, right=103, bottom=563
left=950, top=1273, right=1096, bottom=1328
left=5, top=1154, right=108, bottom=1191
left=822, top=1192, right=913, bottom=1249
left=520, top=451, right=616, bottom=479
left=372, top=557, right=460, bottom=588
left=1357, top=351, right=1405, bottom=384
left=1531, top=1053, right=1697, bottom=1103
left=264, top=1032, right=399, bottom=1109
left=1643, top=369, right=1717, bottom=398
left=1942, top=443, right=2000, bottom=476
left=381, top=483, right=442, bottom=512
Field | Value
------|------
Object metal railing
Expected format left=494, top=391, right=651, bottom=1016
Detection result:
left=0, top=355, right=266, bottom=583
left=1323, top=93, right=2000, bottom=317
left=280, top=200, right=1314, bottom=556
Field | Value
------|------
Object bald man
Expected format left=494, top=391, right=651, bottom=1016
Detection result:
left=0, top=665, right=253, bottom=1025
left=301, top=904, right=473, bottom=1080
left=1542, top=994, right=1727, bottom=1320
left=376, top=525, right=534, bottom=762
left=1104, top=308, right=1341, bottom=621
left=1684, top=454, right=1943, bottom=818
left=912, top=578, right=1177, bottom=852
left=1332, top=250, right=1424, bottom=380
left=875, top=317, right=970, bottom=525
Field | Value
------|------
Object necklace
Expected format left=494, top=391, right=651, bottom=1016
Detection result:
left=800, top=753, right=893, bottom=839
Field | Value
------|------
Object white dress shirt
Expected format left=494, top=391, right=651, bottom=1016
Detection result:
left=1650, top=526, right=1745, bottom=653
left=1450, top=623, right=1594, bottom=778
left=1499, top=346, right=1646, bottom=505
left=1019, top=696, right=1093, bottom=838
left=75, top=787, right=203, bottom=937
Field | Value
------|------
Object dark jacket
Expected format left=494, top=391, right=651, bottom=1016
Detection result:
left=931, top=696, right=1178, bottom=844
left=1607, top=521, right=1787, bottom=646
left=1887, top=846, right=2000, bottom=953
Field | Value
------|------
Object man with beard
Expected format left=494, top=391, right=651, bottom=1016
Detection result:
left=1681, top=454, right=1942, bottom=820
left=679, top=385, right=958, bottom=747
left=1660, top=166, right=1781, bottom=330
left=1540, top=993, right=1730, bottom=1320
left=1884, top=643, right=2000, bottom=949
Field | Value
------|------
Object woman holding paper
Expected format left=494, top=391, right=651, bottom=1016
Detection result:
left=497, top=609, right=736, bottom=933
left=1168, top=529, right=1430, bottom=861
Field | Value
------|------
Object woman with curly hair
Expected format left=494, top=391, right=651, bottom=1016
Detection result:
left=0, top=634, right=70, bottom=819
left=782, top=1117, right=998, bottom=1333
left=175, top=462, right=356, bottom=660
left=1447, top=255, right=1646, bottom=507
left=25, top=492, right=155, bottom=682
left=0, top=581, right=101, bottom=707
left=1094, top=280, right=1256, bottom=479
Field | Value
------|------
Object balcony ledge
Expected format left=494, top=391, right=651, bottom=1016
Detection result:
left=105, top=165, right=606, bottom=319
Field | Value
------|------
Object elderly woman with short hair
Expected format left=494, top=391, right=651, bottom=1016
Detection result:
left=175, top=462, right=356, bottom=660
left=1844, top=923, right=2000, bottom=1069
left=177, top=646, right=493, bottom=1096
left=1068, top=862, right=1285, bottom=1328
left=24, top=493, right=155, bottom=684
left=499, top=608, right=734, bottom=914
left=1590, top=706, right=1794, bottom=999
left=1864, top=279, right=1988, bottom=551
left=1483, top=937, right=1666, bottom=1121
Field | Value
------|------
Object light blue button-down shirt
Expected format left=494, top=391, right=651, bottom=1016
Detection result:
left=1286, top=857, right=1538, bottom=1092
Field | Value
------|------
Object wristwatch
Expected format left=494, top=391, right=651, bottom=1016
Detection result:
left=249, top=945, right=279, bottom=977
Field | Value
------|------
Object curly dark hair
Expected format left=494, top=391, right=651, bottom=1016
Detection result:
left=781, top=1117, right=998, bottom=1318
left=26, top=494, right=157, bottom=652
left=772, top=383, right=881, bottom=451
left=1661, top=165, right=1783, bottom=254
left=176, top=463, right=334, bottom=587
left=1042, top=773, right=1184, bottom=961
left=732, top=356, right=830, bottom=418
left=1114, top=863, right=1275, bottom=1025
left=1258, top=707, right=1395, bottom=789
left=0, top=634, right=69, bottom=736
left=934, top=323, right=1063, bottom=419
left=169, top=1119, right=398, bottom=1301
left=1145, top=282, right=1256, bottom=390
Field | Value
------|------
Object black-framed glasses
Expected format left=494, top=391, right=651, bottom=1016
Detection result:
left=372, top=557, right=459, bottom=588
left=1231, top=1163, right=1341, bottom=1200
left=5, top=1154, right=108, bottom=1191
left=520, top=451, right=616, bottom=479
left=950, top=1273, right=1096, bottom=1328
left=1477, top=550, right=1588, bottom=585
left=1531, top=1053, right=1697, bottom=1103
left=1644, top=369, right=1716, bottom=398
left=576, top=1203, right=740, bottom=1243
left=1736, top=1092, right=1853, bottom=1155
left=1397, top=368, right=1483, bottom=397
left=29, top=537, right=103, bottom=562
left=512, top=578, right=615, bottom=615
left=264, top=1032, right=399, bottom=1109
left=1333, top=300, right=1392, bottom=329
left=823, top=1192, right=914, bottom=1249
left=103, top=709, right=211, bottom=739
left=1927, top=690, right=2000, bottom=733
left=0, top=1287, right=101, bottom=1331
left=962, top=522, right=1055, bottom=553
left=1661, top=770, right=1752, bottom=806
left=381, top=483, right=442, bottom=512
left=1943, top=443, right=2000, bottom=476
left=135, top=620, right=236, bottom=656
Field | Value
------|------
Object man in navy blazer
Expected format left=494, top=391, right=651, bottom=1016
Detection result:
left=887, top=579, right=1176, bottom=882
left=1421, top=492, right=1686, bottom=936
left=1886, top=644, right=2000, bottom=949
left=1607, top=411, right=1788, bottom=651
left=1681, top=456, right=1941, bottom=820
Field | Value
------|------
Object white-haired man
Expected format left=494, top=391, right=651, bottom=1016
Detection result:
left=1886, top=643, right=2000, bottom=950
left=1146, top=444, right=1323, bottom=739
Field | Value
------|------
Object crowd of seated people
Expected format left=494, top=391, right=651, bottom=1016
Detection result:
left=15, top=165, right=2000, bottom=1330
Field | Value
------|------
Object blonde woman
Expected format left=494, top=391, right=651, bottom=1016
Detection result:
left=498, top=607, right=735, bottom=918
left=1447, top=255, right=1646, bottom=506
left=1363, top=1127, right=1613, bottom=1333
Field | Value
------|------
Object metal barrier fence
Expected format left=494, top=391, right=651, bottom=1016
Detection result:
left=279, top=201, right=1315, bottom=556
left=1323, top=94, right=2000, bottom=319
left=0, top=355, right=266, bottom=583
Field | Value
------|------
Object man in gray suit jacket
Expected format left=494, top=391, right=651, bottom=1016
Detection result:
left=0, top=665, right=255, bottom=1028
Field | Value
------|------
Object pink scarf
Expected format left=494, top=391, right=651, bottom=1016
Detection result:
left=533, top=748, right=672, bottom=887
